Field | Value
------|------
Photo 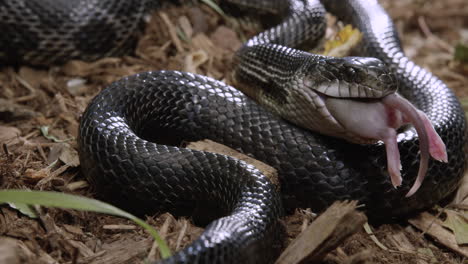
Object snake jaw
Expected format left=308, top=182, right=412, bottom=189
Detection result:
left=324, top=93, right=447, bottom=197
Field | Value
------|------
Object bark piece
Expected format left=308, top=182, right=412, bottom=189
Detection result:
left=187, top=139, right=279, bottom=186
left=275, top=200, right=367, bottom=264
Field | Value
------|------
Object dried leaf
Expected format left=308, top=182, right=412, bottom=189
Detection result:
left=47, top=143, right=80, bottom=167
left=409, top=212, right=468, bottom=257
left=59, top=144, right=80, bottom=167
left=442, top=210, right=468, bottom=245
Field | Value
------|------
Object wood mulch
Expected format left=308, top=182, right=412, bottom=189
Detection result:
left=0, top=1, right=467, bottom=263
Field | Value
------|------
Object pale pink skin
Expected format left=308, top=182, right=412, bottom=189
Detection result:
left=325, top=93, right=448, bottom=197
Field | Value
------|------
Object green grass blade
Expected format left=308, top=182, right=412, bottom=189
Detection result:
left=40, top=126, right=73, bottom=143
left=200, top=0, right=227, bottom=19
left=0, top=190, right=171, bottom=258
left=8, top=202, right=38, bottom=218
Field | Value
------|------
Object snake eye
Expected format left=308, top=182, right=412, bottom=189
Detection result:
left=346, top=67, right=356, bottom=76
left=345, top=67, right=365, bottom=83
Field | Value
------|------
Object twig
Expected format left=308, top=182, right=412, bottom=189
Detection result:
left=175, top=220, right=188, bottom=251
left=147, top=214, right=173, bottom=261
left=13, top=73, right=37, bottom=103
left=159, top=12, right=184, bottom=53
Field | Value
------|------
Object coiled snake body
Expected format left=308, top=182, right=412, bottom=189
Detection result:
left=2, top=0, right=466, bottom=263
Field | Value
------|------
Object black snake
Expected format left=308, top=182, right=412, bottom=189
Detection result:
left=1, top=0, right=466, bottom=263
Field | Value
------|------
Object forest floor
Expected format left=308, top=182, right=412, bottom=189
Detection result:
left=0, top=1, right=467, bottom=263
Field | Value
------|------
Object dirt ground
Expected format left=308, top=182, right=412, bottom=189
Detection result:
left=0, top=1, right=467, bottom=263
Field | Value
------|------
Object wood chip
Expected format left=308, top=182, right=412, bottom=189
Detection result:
left=77, top=238, right=152, bottom=264
left=0, top=98, right=38, bottom=121
left=453, top=172, right=468, bottom=205
left=343, top=250, right=373, bottom=264
left=187, top=139, right=279, bottom=186
left=210, top=26, right=242, bottom=52
left=387, top=231, right=416, bottom=252
left=0, top=238, right=21, bottom=264
left=0, top=125, right=21, bottom=145
left=24, top=167, right=51, bottom=183
left=63, top=224, right=85, bottom=236
left=66, top=180, right=89, bottom=191
left=0, top=237, right=57, bottom=264
left=191, top=34, right=216, bottom=54
left=184, top=50, right=209, bottom=74
left=18, top=67, right=48, bottom=90
left=275, top=200, right=367, bottom=264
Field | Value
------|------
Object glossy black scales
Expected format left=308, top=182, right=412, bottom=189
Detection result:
left=54, top=0, right=466, bottom=263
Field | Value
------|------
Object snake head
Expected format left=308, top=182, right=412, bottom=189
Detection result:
left=303, top=56, right=397, bottom=99
left=295, top=56, right=447, bottom=197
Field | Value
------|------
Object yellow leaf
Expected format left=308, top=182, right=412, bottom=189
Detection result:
left=323, top=25, right=362, bottom=57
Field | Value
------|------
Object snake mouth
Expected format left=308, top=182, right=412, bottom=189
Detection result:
left=323, top=93, right=447, bottom=196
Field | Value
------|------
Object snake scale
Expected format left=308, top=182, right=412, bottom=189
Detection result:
left=1, top=0, right=466, bottom=263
